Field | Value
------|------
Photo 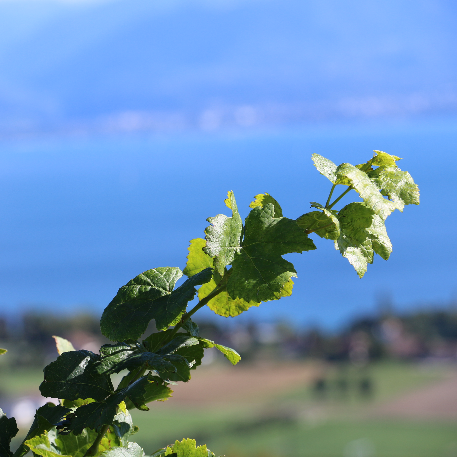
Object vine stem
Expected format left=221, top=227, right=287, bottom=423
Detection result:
left=327, top=186, right=353, bottom=210
left=325, top=184, right=336, bottom=208
left=84, top=424, right=111, bottom=457
left=167, top=282, right=227, bottom=341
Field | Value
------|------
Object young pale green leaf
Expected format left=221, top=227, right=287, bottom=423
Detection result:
left=204, top=191, right=243, bottom=275
left=336, top=163, right=396, bottom=219
left=368, top=166, right=420, bottom=212
left=0, top=408, right=18, bottom=457
left=100, top=442, right=146, bottom=457
left=52, top=336, right=75, bottom=355
left=198, top=276, right=260, bottom=317
left=40, top=351, right=113, bottom=402
left=101, top=267, right=212, bottom=341
left=200, top=339, right=241, bottom=365
left=55, top=429, right=97, bottom=457
left=312, top=153, right=338, bottom=183
left=0, top=348, right=7, bottom=355
left=227, top=204, right=316, bottom=304
left=371, top=150, right=401, bottom=167
left=162, top=439, right=212, bottom=457
left=249, top=193, right=283, bottom=217
left=25, top=429, right=72, bottom=457
left=296, top=209, right=340, bottom=240
left=336, top=202, right=392, bottom=277
left=183, top=238, right=213, bottom=278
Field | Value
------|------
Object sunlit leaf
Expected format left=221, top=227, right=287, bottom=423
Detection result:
left=101, top=267, right=212, bottom=341
left=40, top=351, right=113, bottom=401
left=204, top=190, right=243, bottom=275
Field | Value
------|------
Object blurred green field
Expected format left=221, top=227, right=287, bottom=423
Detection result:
left=3, top=361, right=457, bottom=457
left=128, top=361, right=457, bottom=457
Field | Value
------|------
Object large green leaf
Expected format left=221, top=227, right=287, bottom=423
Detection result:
left=40, top=351, right=113, bottom=401
left=227, top=204, right=316, bottom=304
left=184, top=238, right=256, bottom=317
left=335, top=202, right=392, bottom=277
left=204, top=191, right=243, bottom=275
left=0, top=408, right=18, bottom=457
left=100, top=267, right=212, bottom=341
left=156, top=335, right=204, bottom=382
left=96, top=343, right=137, bottom=375
left=100, top=442, right=145, bottom=457
left=296, top=208, right=340, bottom=240
left=199, top=277, right=260, bottom=317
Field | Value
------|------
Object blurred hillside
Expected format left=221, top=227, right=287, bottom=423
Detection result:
left=1, top=305, right=456, bottom=370
left=0, top=0, right=456, bottom=136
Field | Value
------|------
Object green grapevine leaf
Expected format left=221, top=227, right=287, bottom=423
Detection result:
left=183, top=238, right=213, bottom=278
left=122, top=375, right=173, bottom=411
left=336, top=202, right=392, bottom=277
left=25, top=403, right=71, bottom=442
left=40, top=350, right=113, bottom=401
left=227, top=204, right=316, bottom=304
left=96, top=343, right=137, bottom=375
left=25, top=429, right=72, bottom=457
left=200, top=339, right=241, bottom=365
left=100, top=442, right=146, bottom=457
left=182, top=318, right=199, bottom=336
left=156, top=335, right=203, bottom=382
left=162, top=439, right=212, bottom=457
left=336, top=163, right=396, bottom=219
left=0, top=408, right=18, bottom=457
left=184, top=237, right=256, bottom=318
left=371, top=150, right=401, bottom=167
left=53, top=336, right=75, bottom=355
left=249, top=193, right=283, bottom=217
left=199, top=277, right=260, bottom=317
left=312, top=153, right=338, bottom=183
left=100, top=267, right=212, bottom=341
left=368, top=162, right=420, bottom=212
left=157, top=335, right=200, bottom=356
left=296, top=209, right=340, bottom=240
left=204, top=191, right=243, bottom=275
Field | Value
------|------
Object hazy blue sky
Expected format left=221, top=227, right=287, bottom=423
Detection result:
left=1, top=0, right=456, bottom=329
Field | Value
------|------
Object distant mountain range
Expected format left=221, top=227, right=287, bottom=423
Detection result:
left=0, top=0, right=456, bottom=136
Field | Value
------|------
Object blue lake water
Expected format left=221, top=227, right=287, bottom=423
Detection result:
left=1, top=117, right=456, bottom=330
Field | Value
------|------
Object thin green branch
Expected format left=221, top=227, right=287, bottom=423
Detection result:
left=325, top=184, right=336, bottom=208
left=328, top=186, right=353, bottom=210
left=167, top=282, right=227, bottom=341
left=84, top=424, right=110, bottom=457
